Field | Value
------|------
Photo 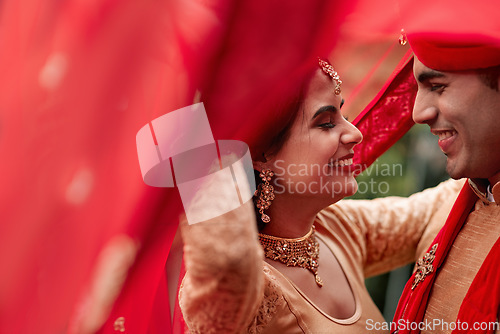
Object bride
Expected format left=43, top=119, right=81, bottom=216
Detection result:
left=178, top=58, right=462, bottom=333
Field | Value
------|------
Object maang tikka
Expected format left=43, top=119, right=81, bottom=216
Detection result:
left=318, top=58, right=342, bottom=95
left=254, top=169, right=275, bottom=223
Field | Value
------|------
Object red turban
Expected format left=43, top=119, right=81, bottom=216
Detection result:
left=400, top=0, right=500, bottom=70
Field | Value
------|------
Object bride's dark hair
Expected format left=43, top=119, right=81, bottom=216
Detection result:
left=252, top=70, right=314, bottom=231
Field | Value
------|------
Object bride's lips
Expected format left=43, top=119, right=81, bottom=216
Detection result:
left=432, top=129, right=457, bottom=154
left=328, top=153, right=356, bottom=173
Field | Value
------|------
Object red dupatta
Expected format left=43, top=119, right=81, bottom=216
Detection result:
left=453, top=235, right=500, bottom=334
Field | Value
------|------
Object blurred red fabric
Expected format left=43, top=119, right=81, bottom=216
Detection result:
left=0, top=0, right=189, bottom=332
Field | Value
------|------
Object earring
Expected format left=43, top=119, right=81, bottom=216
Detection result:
left=254, top=169, right=275, bottom=223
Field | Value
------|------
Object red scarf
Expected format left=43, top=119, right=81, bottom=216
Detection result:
left=453, top=235, right=500, bottom=334
left=392, top=181, right=500, bottom=333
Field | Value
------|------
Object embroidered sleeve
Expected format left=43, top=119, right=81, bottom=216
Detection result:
left=322, top=178, right=465, bottom=277
left=178, top=199, right=267, bottom=334
left=246, top=266, right=285, bottom=334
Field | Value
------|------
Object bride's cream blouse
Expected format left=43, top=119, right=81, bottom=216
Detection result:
left=179, top=179, right=464, bottom=334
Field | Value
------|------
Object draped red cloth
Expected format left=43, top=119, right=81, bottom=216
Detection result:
left=0, top=0, right=188, bottom=333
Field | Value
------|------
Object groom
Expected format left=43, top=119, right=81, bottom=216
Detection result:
left=392, top=1, right=500, bottom=333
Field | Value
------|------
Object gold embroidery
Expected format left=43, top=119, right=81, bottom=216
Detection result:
left=113, top=317, right=125, bottom=332
left=412, top=243, right=438, bottom=290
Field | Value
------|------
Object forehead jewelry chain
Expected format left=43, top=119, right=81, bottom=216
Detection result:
left=318, top=58, right=342, bottom=95
left=259, top=226, right=323, bottom=287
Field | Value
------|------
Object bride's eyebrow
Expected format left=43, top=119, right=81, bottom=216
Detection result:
left=311, top=105, right=337, bottom=120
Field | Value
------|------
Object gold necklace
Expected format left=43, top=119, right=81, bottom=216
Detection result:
left=258, top=226, right=323, bottom=287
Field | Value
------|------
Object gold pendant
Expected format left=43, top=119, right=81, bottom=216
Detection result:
left=315, top=273, right=323, bottom=287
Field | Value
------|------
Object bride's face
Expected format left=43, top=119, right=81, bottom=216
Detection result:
left=266, top=68, right=362, bottom=203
